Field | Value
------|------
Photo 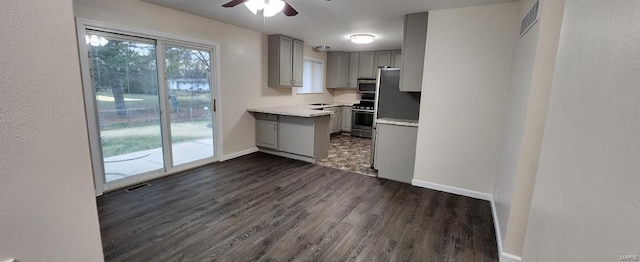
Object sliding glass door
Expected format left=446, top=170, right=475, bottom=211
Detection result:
left=86, top=31, right=165, bottom=183
left=163, top=45, right=215, bottom=166
left=80, top=27, right=219, bottom=194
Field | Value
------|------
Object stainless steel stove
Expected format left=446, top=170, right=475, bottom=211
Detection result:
left=351, top=94, right=375, bottom=138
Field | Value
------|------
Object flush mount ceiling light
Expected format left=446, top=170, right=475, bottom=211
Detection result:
left=350, top=34, right=375, bottom=44
left=243, top=0, right=285, bottom=17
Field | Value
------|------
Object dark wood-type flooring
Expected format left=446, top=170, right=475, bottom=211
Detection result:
left=97, top=153, right=498, bottom=262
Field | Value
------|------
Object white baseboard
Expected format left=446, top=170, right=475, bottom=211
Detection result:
left=220, top=147, right=259, bottom=161
left=501, top=252, right=522, bottom=262
left=490, top=195, right=522, bottom=262
left=411, top=179, right=493, bottom=201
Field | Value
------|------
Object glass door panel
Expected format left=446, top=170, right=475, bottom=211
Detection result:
left=164, top=45, right=215, bottom=166
left=86, top=31, right=164, bottom=182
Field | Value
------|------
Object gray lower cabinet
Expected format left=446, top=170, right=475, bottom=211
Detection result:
left=278, top=116, right=315, bottom=157
left=255, top=113, right=278, bottom=149
left=341, top=106, right=352, bottom=132
left=374, top=123, right=418, bottom=184
left=255, top=114, right=330, bottom=163
left=324, top=107, right=341, bottom=133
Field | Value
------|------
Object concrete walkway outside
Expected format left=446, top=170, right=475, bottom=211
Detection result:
left=104, top=138, right=214, bottom=182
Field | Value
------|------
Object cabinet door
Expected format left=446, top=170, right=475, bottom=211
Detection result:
left=256, top=120, right=278, bottom=149
left=374, top=51, right=392, bottom=68
left=292, top=39, right=304, bottom=87
left=278, top=116, right=315, bottom=157
left=375, top=124, right=418, bottom=183
left=279, top=37, right=293, bottom=86
left=358, top=51, right=375, bottom=78
left=326, top=52, right=338, bottom=88
left=348, top=52, right=359, bottom=88
left=330, top=113, right=338, bottom=133
left=391, top=50, right=402, bottom=68
left=336, top=52, right=350, bottom=88
left=400, top=13, right=428, bottom=92
left=341, top=106, right=352, bottom=131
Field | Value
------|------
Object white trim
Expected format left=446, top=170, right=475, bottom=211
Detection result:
left=221, top=147, right=259, bottom=161
left=411, top=179, right=493, bottom=201
left=75, top=18, right=224, bottom=194
left=490, top=198, right=505, bottom=258
left=490, top=197, right=523, bottom=262
left=501, top=252, right=522, bottom=262
left=76, top=18, right=220, bottom=49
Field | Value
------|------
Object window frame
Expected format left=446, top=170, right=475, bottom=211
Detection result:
left=297, top=57, right=325, bottom=95
left=75, top=18, right=224, bottom=196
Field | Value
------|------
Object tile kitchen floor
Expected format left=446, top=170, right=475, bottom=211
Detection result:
left=318, top=134, right=377, bottom=176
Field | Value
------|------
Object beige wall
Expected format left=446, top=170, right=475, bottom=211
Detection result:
left=0, top=0, right=104, bottom=261
left=492, top=0, right=565, bottom=257
left=73, top=0, right=343, bottom=157
left=522, top=0, right=640, bottom=260
left=501, top=0, right=564, bottom=257
left=413, top=2, right=519, bottom=194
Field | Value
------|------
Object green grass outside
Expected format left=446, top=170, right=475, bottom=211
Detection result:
left=97, top=92, right=212, bottom=111
left=101, top=135, right=199, bottom=157
left=100, top=121, right=212, bottom=157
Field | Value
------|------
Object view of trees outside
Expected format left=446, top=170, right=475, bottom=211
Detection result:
left=89, top=35, right=213, bottom=162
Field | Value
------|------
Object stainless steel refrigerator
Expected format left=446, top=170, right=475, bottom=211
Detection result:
left=371, top=68, right=421, bottom=168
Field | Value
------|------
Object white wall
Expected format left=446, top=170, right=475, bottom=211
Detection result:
left=413, top=2, right=519, bottom=194
left=73, top=0, right=339, bottom=157
left=522, top=0, right=640, bottom=260
left=0, top=0, right=104, bottom=261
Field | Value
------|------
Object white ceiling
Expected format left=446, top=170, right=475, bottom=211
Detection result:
left=144, top=0, right=518, bottom=51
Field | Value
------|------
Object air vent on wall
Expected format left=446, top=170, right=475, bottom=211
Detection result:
left=520, top=0, right=540, bottom=37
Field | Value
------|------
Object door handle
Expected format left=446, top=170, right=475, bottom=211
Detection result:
left=213, top=99, right=217, bottom=112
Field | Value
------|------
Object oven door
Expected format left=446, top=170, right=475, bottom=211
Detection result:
left=352, top=110, right=374, bottom=130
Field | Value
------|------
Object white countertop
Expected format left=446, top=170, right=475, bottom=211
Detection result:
left=375, top=118, right=419, bottom=127
left=248, top=102, right=356, bottom=118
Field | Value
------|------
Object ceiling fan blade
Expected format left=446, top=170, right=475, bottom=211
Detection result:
left=222, top=0, right=249, bottom=8
left=283, top=2, right=299, bottom=16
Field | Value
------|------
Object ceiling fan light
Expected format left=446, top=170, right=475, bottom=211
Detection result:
left=350, top=34, right=375, bottom=44
left=244, top=0, right=263, bottom=15
left=263, top=0, right=285, bottom=17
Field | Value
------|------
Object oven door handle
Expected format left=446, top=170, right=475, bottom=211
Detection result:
left=352, top=109, right=374, bottom=113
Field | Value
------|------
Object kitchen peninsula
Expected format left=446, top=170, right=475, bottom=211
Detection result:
left=248, top=104, right=342, bottom=163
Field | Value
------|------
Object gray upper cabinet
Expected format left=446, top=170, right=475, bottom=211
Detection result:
left=348, top=52, right=359, bottom=88
left=268, top=34, right=304, bottom=88
left=400, top=12, right=428, bottom=92
left=391, top=50, right=402, bottom=68
left=358, top=51, right=376, bottom=78
left=292, top=39, right=304, bottom=87
left=326, top=52, right=350, bottom=88
left=374, top=51, right=392, bottom=68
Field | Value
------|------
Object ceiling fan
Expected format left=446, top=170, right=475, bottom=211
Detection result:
left=222, top=0, right=299, bottom=17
